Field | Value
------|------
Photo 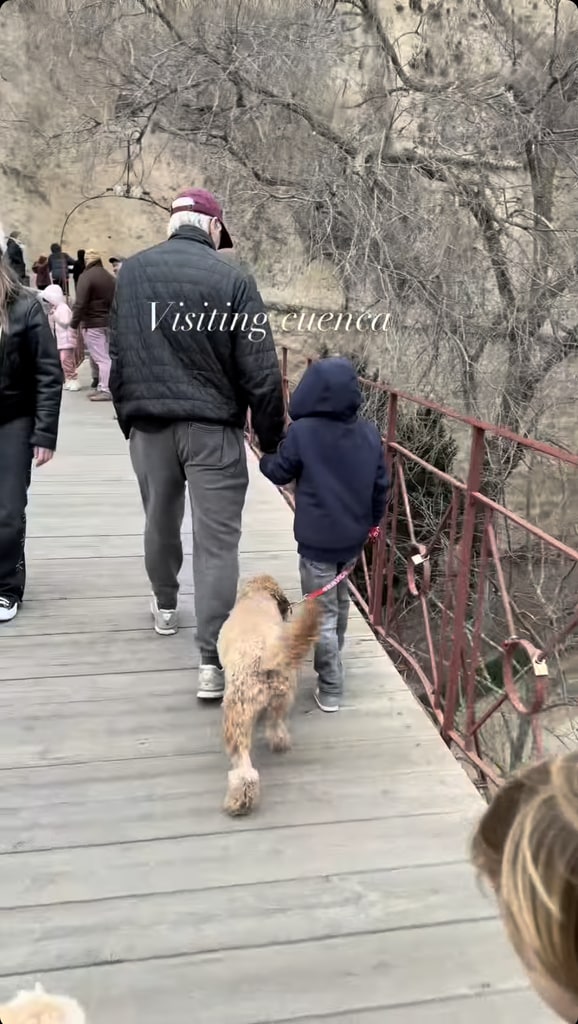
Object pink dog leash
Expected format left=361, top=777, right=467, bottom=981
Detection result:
left=303, top=562, right=356, bottom=601
left=301, top=526, right=382, bottom=602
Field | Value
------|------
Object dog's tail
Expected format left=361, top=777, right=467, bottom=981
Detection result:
left=262, top=599, right=320, bottom=673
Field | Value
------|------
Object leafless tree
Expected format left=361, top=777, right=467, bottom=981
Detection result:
left=19, top=0, right=578, bottom=455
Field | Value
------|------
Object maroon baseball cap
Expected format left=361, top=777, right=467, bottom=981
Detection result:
left=171, top=188, right=233, bottom=249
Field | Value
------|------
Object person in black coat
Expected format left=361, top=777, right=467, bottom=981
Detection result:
left=72, top=249, right=86, bottom=288
left=5, top=231, right=26, bottom=282
left=0, top=254, right=63, bottom=622
left=109, top=187, right=285, bottom=700
left=48, top=242, right=72, bottom=295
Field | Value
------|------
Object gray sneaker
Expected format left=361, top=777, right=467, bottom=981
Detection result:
left=314, top=688, right=340, bottom=713
left=150, top=595, right=178, bottom=636
left=197, top=665, right=225, bottom=701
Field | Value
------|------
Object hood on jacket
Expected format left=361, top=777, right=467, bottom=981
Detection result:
left=43, top=284, right=65, bottom=306
left=289, top=357, right=361, bottom=422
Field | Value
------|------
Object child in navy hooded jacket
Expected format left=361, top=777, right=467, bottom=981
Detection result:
left=260, top=357, right=388, bottom=712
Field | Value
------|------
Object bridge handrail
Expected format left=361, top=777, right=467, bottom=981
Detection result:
left=249, top=346, right=578, bottom=786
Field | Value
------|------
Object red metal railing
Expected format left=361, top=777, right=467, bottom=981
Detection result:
left=249, top=346, right=578, bottom=786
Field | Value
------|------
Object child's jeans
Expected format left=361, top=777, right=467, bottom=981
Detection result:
left=299, top=557, right=350, bottom=698
left=59, top=348, right=78, bottom=381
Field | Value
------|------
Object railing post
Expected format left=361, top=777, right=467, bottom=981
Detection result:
left=384, top=393, right=398, bottom=484
left=442, top=425, right=485, bottom=738
left=370, top=393, right=397, bottom=627
left=281, top=346, right=290, bottom=425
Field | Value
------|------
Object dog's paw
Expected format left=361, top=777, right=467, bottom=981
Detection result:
left=224, top=767, right=260, bottom=816
left=268, top=726, right=291, bottom=753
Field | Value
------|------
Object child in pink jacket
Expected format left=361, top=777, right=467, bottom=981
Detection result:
left=43, top=284, right=80, bottom=391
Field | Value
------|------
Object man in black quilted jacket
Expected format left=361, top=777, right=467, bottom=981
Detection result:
left=109, top=188, right=285, bottom=700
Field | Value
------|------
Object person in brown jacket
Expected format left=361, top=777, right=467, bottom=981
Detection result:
left=70, top=248, right=116, bottom=402
left=32, top=255, right=51, bottom=290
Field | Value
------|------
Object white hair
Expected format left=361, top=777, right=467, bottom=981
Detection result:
left=168, top=210, right=213, bottom=238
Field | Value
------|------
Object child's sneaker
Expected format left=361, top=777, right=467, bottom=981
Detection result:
left=314, top=688, right=340, bottom=713
left=66, top=379, right=81, bottom=391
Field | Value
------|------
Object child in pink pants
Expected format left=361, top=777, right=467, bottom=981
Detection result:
left=43, top=284, right=80, bottom=391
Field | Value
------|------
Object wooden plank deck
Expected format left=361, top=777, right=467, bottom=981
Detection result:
left=0, top=389, right=554, bottom=1023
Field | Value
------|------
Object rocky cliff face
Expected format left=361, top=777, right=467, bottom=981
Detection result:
left=0, top=14, right=167, bottom=268
left=0, top=3, right=186, bottom=265
left=0, top=0, right=567, bottom=280
left=2, top=0, right=578, bottom=445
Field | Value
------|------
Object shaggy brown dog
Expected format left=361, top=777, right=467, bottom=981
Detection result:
left=0, top=983, right=86, bottom=1024
left=217, top=574, right=319, bottom=816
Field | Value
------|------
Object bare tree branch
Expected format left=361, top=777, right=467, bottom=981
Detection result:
left=29, top=0, right=578, bottom=449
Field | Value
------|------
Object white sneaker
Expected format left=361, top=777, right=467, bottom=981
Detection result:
left=150, top=595, right=178, bottom=635
left=0, top=597, right=18, bottom=622
left=314, top=688, right=340, bottom=713
left=66, top=380, right=81, bottom=391
left=197, top=665, right=225, bottom=701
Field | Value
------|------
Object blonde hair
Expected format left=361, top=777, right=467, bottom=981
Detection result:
left=0, top=255, right=21, bottom=329
left=471, top=752, right=578, bottom=998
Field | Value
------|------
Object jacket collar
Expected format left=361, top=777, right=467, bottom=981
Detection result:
left=170, top=225, right=216, bottom=250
